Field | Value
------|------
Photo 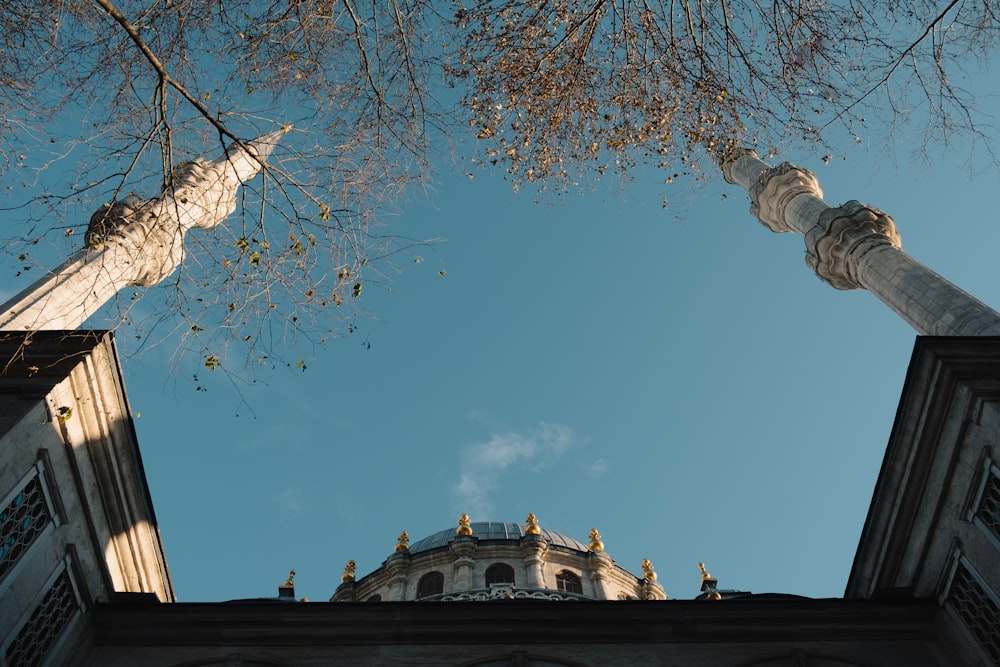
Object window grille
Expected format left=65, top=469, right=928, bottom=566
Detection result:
left=485, top=563, right=515, bottom=587
left=974, top=467, right=1000, bottom=544
left=4, top=570, right=79, bottom=667
left=946, top=561, right=1000, bottom=664
left=416, top=572, right=444, bottom=598
left=555, top=570, right=582, bottom=594
left=0, top=475, right=51, bottom=580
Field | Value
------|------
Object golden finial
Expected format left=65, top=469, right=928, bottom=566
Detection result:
left=395, top=531, right=410, bottom=553
left=280, top=569, right=296, bottom=588
left=457, top=513, right=473, bottom=536
left=588, top=529, right=604, bottom=552
left=525, top=513, right=540, bottom=535
left=341, top=560, right=356, bottom=583
left=641, top=559, right=657, bottom=582
left=698, top=562, right=720, bottom=595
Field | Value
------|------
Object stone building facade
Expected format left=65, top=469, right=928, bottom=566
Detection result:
left=330, top=521, right=666, bottom=603
left=848, top=337, right=1000, bottom=664
left=2, top=331, right=1000, bottom=666
left=0, top=331, right=172, bottom=667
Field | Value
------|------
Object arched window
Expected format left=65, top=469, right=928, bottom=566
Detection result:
left=416, top=571, right=444, bottom=598
left=366, top=594, right=382, bottom=602
left=555, top=570, right=582, bottom=594
left=485, top=563, right=515, bottom=587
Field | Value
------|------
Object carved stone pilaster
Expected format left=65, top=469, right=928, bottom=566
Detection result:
left=384, top=552, right=411, bottom=601
left=636, top=578, right=667, bottom=600
left=806, top=200, right=902, bottom=290
left=587, top=551, right=613, bottom=600
left=450, top=537, right=477, bottom=591
left=520, top=535, right=548, bottom=589
left=330, top=581, right=356, bottom=602
left=749, top=162, right=824, bottom=233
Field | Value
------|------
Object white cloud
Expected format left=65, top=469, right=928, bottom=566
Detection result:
left=272, top=488, right=304, bottom=513
left=452, top=422, right=573, bottom=516
left=584, top=458, right=609, bottom=479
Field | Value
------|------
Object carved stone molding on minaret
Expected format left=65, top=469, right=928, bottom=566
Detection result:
left=85, top=194, right=184, bottom=287
left=805, top=201, right=902, bottom=290
left=722, top=148, right=1000, bottom=336
left=748, top=161, right=824, bottom=234
left=1, top=128, right=287, bottom=331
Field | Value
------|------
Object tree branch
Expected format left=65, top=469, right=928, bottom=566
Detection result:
left=820, top=0, right=962, bottom=131
left=90, top=0, right=243, bottom=150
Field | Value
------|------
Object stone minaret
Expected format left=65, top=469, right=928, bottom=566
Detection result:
left=0, top=128, right=287, bottom=331
left=723, top=150, right=1000, bottom=336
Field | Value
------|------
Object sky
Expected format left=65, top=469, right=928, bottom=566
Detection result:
left=3, top=69, right=1000, bottom=605
left=117, top=131, right=1000, bottom=603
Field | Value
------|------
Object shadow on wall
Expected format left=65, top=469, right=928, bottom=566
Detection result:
left=0, top=330, right=173, bottom=665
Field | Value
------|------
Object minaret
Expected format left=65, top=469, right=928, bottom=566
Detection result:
left=723, top=150, right=1000, bottom=336
left=0, top=128, right=287, bottom=331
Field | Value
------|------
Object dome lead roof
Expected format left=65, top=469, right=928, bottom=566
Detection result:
left=406, top=521, right=589, bottom=554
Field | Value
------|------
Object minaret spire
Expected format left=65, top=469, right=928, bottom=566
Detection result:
left=0, top=127, right=288, bottom=331
left=723, top=150, right=1000, bottom=336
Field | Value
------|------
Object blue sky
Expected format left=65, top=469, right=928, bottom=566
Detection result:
left=3, top=63, right=1000, bottom=604
left=114, top=131, right=1000, bottom=603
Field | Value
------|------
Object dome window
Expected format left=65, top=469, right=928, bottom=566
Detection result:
left=484, top=563, right=515, bottom=587
left=416, top=571, right=444, bottom=598
left=555, top=570, right=583, bottom=594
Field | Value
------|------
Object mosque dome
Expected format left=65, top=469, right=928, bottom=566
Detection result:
left=330, top=515, right=668, bottom=603
left=407, top=521, right=589, bottom=554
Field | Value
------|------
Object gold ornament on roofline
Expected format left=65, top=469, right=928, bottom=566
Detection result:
left=641, top=559, right=657, bottom=582
left=525, top=513, right=540, bottom=535
left=457, top=513, right=473, bottom=535
left=395, top=531, right=410, bottom=553
left=698, top=562, right=721, bottom=599
left=341, top=560, right=356, bottom=583
left=280, top=569, right=296, bottom=588
left=588, top=529, right=604, bottom=552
